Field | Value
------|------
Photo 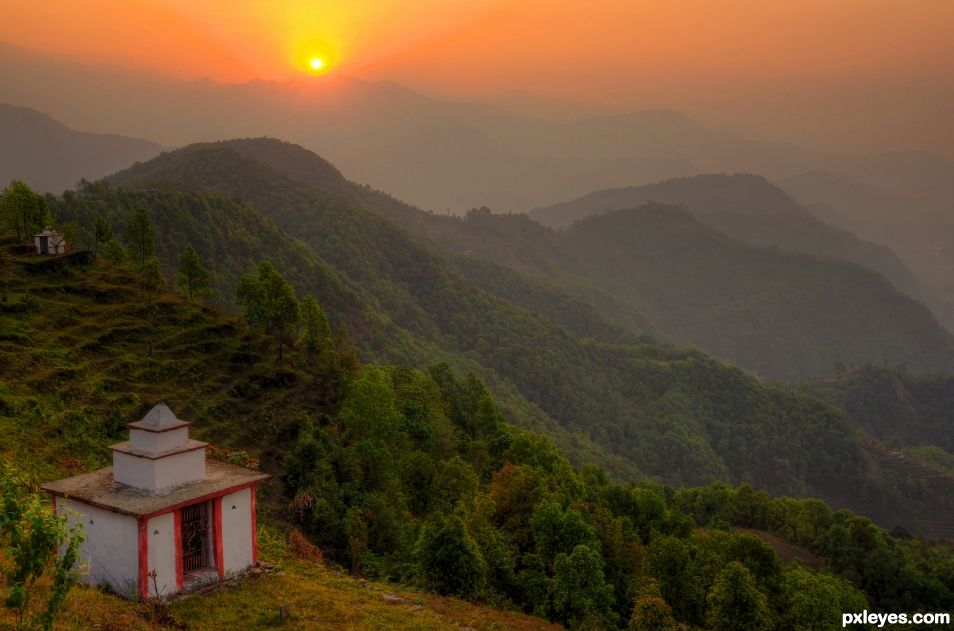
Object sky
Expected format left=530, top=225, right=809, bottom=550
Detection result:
left=1, top=0, right=953, bottom=154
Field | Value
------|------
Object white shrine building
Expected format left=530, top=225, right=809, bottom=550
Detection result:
left=33, top=227, right=67, bottom=255
left=42, top=404, right=269, bottom=600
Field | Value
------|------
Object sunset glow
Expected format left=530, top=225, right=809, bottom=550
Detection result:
left=0, top=0, right=952, bottom=155
left=4, top=0, right=950, bottom=86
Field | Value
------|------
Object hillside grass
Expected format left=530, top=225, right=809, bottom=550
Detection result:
left=0, top=245, right=347, bottom=484
left=0, top=554, right=562, bottom=631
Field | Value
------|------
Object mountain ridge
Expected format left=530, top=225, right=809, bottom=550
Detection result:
left=0, top=102, right=164, bottom=193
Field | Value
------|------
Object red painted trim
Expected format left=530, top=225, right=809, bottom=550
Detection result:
left=138, top=517, right=149, bottom=602
left=214, top=497, right=224, bottom=578
left=250, top=487, right=258, bottom=565
left=43, top=479, right=268, bottom=519
left=141, top=480, right=268, bottom=520
left=173, top=509, right=183, bottom=591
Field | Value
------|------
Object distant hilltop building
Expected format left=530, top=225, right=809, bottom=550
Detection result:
left=33, top=227, right=67, bottom=255
left=42, top=404, right=269, bottom=600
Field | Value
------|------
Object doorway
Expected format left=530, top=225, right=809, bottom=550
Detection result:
left=180, top=502, right=211, bottom=574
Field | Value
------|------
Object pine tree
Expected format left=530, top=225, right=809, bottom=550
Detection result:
left=140, top=256, right=165, bottom=291
left=93, top=216, right=113, bottom=259
left=175, top=244, right=210, bottom=301
left=299, top=295, right=331, bottom=352
left=126, top=206, right=155, bottom=266
left=236, top=260, right=300, bottom=361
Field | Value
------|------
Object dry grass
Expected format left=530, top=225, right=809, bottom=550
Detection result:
left=0, top=556, right=562, bottom=630
left=286, top=529, right=323, bottom=563
left=169, top=560, right=563, bottom=631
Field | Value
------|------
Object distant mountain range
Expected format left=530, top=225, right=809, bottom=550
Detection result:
left=781, top=169, right=954, bottom=293
left=527, top=173, right=945, bottom=324
left=3, top=41, right=953, bottom=219
left=0, top=103, right=163, bottom=192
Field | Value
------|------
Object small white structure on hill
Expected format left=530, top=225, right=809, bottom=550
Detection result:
left=33, top=227, right=67, bottom=255
left=42, top=404, right=269, bottom=601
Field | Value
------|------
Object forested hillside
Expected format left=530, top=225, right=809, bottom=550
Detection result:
left=804, top=365, right=954, bottom=455
left=528, top=173, right=942, bottom=326
left=3, top=247, right=954, bottom=629
left=51, top=179, right=867, bottom=499
left=564, top=205, right=954, bottom=379
left=106, top=140, right=954, bottom=381
left=40, top=139, right=951, bottom=518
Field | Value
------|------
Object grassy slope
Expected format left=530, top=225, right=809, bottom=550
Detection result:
left=0, top=557, right=561, bottom=630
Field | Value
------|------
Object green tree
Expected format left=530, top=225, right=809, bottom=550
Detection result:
left=140, top=256, right=165, bottom=291
left=344, top=506, right=369, bottom=577
left=93, top=216, right=113, bottom=259
left=236, top=260, right=301, bottom=361
left=299, top=295, right=331, bottom=352
left=530, top=502, right=599, bottom=570
left=0, top=180, right=48, bottom=241
left=175, top=244, right=210, bottom=301
left=549, top=544, right=618, bottom=630
left=236, top=272, right=265, bottom=362
left=416, top=514, right=487, bottom=598
left=629, top=595, right=678, bottom=631
left=1, top=463, right=84, bottom=631
left=707, top=561, right=770, bottom=631
left=782, top=566, right=868, bottom=631
left=259, top=261, right=300, bottom=360
left=100, top=237, right=126, bottom=266
left=126, top=206, right=155, bottom=266
left=648, top=536, right=702, bottom=621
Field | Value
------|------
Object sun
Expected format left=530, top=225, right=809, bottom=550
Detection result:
left=309, top=57, right=326, bottom=72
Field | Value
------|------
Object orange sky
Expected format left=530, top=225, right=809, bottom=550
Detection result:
left=2, top=0, right=951, bottom=85
left=1, top=0, right=953, bottom=153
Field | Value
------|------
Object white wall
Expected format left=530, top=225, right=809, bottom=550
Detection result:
left=154, top=449, right=205, bottom=490
left=112, top=451, right=155, bottom=490
left=129, top=426, right=189, bottom=453
left=58, top=499, right=139, bottom=599
left=220, top=488, right=254, bottom=575
left=146, top=512, right=177, bottom=599
left=113, top=448, right=205, bottom=492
